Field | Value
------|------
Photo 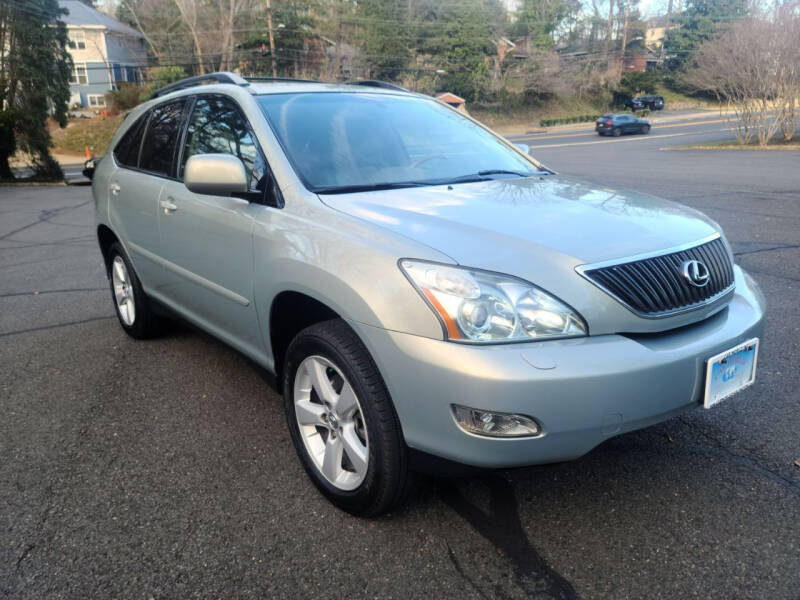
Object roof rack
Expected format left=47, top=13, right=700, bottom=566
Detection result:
left=150, top=72, right=248, bottom=99
left=244, top=76, right=321, bottom=84
left=346, top=80, right=408, bottom=92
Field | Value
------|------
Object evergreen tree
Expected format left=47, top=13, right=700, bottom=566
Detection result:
left=0, top=0, right=72, bottom=180
left=663, top=0, right=748, bottom=74
left=423, top=0, right=495, bottom=102
left=356, top=0, right=411, bottom=81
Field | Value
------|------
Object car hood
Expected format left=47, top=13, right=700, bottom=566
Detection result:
left=318, top=175, right=719, bottom=269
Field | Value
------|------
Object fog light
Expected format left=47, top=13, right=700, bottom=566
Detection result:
left=452, top=404, right=541, bottom=438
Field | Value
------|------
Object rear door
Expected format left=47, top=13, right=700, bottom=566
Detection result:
left=157, top=94, right=268, bottom=356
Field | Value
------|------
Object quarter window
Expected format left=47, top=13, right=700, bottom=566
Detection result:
left=113, top=113, right=148, bottom=168
left=139, top=100, right=186, bottom=177
left=180, top=96, right=267, bottom=192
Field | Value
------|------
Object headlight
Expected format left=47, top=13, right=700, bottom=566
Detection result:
left=399, top=260, right=587, bottom=343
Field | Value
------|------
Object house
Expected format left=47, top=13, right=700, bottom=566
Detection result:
left=60, top=0, right=147, bottom=109
left=645, top=15, right=673, bottom=50
left=436, top=92, right=467, bottom=114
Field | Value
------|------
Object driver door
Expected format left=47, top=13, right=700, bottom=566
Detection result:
left=157, top=95, right=268, bottom=357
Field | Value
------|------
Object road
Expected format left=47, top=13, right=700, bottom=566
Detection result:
left=1, top=111, right=799, bottom=599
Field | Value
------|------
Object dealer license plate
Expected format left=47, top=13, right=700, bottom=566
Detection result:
left=703, top=338, right=759, bottom=409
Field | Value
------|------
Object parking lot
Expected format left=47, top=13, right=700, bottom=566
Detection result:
left=2, top=113, right=799, bottom=599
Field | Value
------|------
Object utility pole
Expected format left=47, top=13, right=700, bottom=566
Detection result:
left=620, top=0, right=631, bottom=59
left=266, top=0, right=277, bottom=77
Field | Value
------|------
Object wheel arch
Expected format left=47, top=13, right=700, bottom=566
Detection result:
left=269, top=290, right=342, bottom=384
left=97, top=224, right=120, bottom=276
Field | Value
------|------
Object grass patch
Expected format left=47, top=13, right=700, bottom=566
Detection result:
left=50, top=114, right=125, bottom=157
left=471, top=97, right=606, bottom=134
left=671, top=134, right=800, bottom=151
left=654, top=85, right=719, bottom=110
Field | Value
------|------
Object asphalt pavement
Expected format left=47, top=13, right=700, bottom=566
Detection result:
left=1, top=111, right=799, bottom=599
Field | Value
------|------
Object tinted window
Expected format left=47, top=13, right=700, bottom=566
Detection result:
left=113, top=113, right=147, bottom=167
left=257, top=93, right=538, bottom=192
left=139, top=100, right=186, bottom=176
left=179, top=96, right=267, bottom=192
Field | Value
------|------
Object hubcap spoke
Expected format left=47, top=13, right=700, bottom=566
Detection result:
left=296, top=398, right=327, bottom=426
left=334, top=381, right=358, bottom=418
left=307, top=357, right=337, bottom=404
left=340, top=424, right=368, bottom=477
left=321, top=434, right=343, bottom=482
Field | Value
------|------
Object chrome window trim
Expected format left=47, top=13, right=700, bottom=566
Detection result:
left=575, top=233, right=736, bottom=319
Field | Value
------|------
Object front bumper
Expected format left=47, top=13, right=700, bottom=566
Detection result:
left=350, top=266, right=765, bottom=468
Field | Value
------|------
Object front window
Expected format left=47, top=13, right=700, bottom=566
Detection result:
left=179, top=96, right=268, bottom=192
left=68, top=30, right=86, bottom=50
left=257, top=92, right=541, bottom=193
left=69, top=63, right=88, bottom=85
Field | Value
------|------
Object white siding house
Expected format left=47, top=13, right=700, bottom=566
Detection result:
left=60, top=0, right=147, bottom=108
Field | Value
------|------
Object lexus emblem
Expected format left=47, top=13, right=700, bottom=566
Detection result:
left=682, top=259, right=710, bottom=287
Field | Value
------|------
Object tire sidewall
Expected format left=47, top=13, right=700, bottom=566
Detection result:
left=283, top=329, right=387, bottom=512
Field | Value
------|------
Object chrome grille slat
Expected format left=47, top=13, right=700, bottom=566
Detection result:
left=580, top=237, right=735, bottom=317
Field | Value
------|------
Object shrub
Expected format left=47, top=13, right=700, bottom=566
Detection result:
left=106, top=83, right=141, bottom=113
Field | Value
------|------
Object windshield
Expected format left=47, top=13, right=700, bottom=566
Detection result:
left=257, top=92, right=542, bottom=193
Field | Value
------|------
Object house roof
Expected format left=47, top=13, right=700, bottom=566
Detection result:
left=436, top=92, right=465, bottom=104
left=59, top=0, right=144, bottom=38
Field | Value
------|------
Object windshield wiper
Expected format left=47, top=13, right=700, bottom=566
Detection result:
left=315, top=181, right=429, bottom=195
left=433, top=169, right=545, bottom=185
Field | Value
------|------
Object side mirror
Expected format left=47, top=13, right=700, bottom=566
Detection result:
left=514, top=143, right=530, bottom=155
left=82, top=157, right=97, bottom=180
left=184, top=154, right=248, bottom=197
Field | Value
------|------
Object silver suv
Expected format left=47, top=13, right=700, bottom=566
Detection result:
left=92, top=73, right=765, bottom=516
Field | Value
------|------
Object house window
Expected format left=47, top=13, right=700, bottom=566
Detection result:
left=68, top=30, right=86, bottom=50
left=88, top=95, right=106, bottom=108
left=69, top=63, right=88, bottom=85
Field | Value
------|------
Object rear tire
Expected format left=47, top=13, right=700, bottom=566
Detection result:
left=612, top=127, right=622, bottom=137
left=283, top=319, right=413, bottom=517
left=107, top=242, right=162, bottom=339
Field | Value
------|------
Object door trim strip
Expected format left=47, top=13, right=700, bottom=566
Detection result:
left=128, top=241, right=250, bottom=307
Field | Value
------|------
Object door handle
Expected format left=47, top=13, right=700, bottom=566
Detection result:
left=159, top=198, right=178, bottom=213
left=110, top=183, right=121, bottom=196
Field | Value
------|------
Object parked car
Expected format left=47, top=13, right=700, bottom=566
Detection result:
left=625, top=95, right=665, bottom=111
left=596, top=113, right=651, bottom=136
left=91, top=73, right=764, bottom=516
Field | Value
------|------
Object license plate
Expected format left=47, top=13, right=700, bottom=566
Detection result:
left=703, top=338, right=759, bottom=409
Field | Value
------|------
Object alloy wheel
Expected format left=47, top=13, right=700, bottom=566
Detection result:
left=293, top=355, right=369, bottom=491
left=112, top=255, right=136, bottom=326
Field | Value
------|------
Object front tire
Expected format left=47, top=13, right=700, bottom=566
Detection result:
left=642, top=125, right=650, bottom=134
left=107, top=242, right=162, bottom=339
left=283, top=319, right=412, bottom=517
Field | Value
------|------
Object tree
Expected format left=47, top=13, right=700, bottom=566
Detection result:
left=355, top=0, right=411, bottom=81
left=662, top=0, right=748, bottom=77
left=0, top=0, right=72, bottom=180
left=423, top=0, right=496, bottom=101
left=513, top=0, right=568, bottom=49
left=684, top=14, right=797, bottom=145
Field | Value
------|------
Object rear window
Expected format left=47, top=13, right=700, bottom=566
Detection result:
left=113, top=113, right=147, bottom=168
left=139, top=100, right=186, bottom=177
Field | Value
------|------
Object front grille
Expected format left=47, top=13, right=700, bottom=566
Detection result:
left=580, top=237, right=735, bottom=317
